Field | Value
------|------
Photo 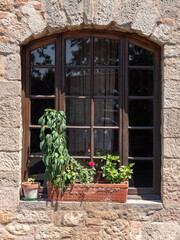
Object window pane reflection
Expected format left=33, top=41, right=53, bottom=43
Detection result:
left=67, top=129, right=91, bottom=156
left=31, top=99, right=54, bottom=125
left=31, top=68, right=55, bottom=95
left=94, top=38, right=119, bottom=66
left=66, top=38, right=90, bottom=66
left=94, top=129, right=119, bottom=156
left=129, top=43, right=153, bottom=66
left=94, top=69, right=119, bottom=96
left=31, top=129, right=41, bottom=153
left=129, top=130, right=153, bottom=157
left=66, top=99, right=90, bottom=126
left=94, top=99, right=119, bottom=126
left=129, top=160, right=153, bottom=187
left=65, top=69, right=90, bottom=96
left=30, top=44, right=55, bottom=66
left=129, top=100, right=153, bottom=126
left=129, top=69, right=153, bottom=96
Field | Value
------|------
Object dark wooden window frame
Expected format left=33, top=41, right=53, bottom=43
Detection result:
left=22, top=30, right=161, bottom=195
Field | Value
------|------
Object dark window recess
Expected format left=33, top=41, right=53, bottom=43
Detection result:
left=23, top=32, right=160, bottom=195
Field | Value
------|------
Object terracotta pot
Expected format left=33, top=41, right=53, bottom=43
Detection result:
left=46, top=182, right=128, bottom=203
left=22, top=182, right=40, bottom=199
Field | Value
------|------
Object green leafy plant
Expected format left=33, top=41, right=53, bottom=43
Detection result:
left=38, top=108, right=96, bottom=194
left=101, top=154, right=134, bottom=183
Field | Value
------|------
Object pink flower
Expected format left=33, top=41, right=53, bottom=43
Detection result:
left=89, top=161, right=95, bottom=167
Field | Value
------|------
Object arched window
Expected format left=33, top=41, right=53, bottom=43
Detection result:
left=22, top=31, right=161, bottom=195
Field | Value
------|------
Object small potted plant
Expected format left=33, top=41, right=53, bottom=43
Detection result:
left=38, top=109, right=96, bottom=201
left=22, top=176, right=40, bottom=201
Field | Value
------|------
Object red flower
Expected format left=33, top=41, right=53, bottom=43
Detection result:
left=89, top=161, right=95, bottom=167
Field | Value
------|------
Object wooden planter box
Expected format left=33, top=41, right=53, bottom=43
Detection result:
left=47, top=182, right=128, bottom=203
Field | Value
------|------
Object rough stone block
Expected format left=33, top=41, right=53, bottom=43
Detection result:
left=6, top=223, right=31, bottom=236
left=0, top=127, right=21, bottom=151
left=162, top=181, right=180, bottom=207
left=0, top=188, right=19, bottom=207
left=163, top=108, right=180, bottom=138
left=0, top=152, right=20, bottom=171
left=0, top=211, right=12, bottom=224
left=16, top=209, right=52, bottom=223
left=4, top=54, right=21, bottom=80
left=0, top=81, right=21, bottom=97
left=0, top=0, right=13, bottom=12
left=164, top=44, right=180, bottom=58
left=132, top=5, right=159, bottom=36
left=164, top=79, right=180, bottom=108
left=94, top=0, right=115, bottom=25
left=87, top=209, right=118, bottom=221
left=21, top=5, right=46, bottom=35
left=162, top=159, right=180, bottom=182
left=0, top=171, right=20, bottom=187
left=0, top=41, right=20, bottom=54
left=142, top=222, right=180, bottom=240
left=163, top=138, right=180, bottom=158
left=44, top=0, right=67, bottom=29
left=151, top=23, right=171, bottom=43
left=163, top=57, right=180, bottom=81
left=0, top=96, right=21, bottom=128
left=62, top=211, right=84, bottom=226
left=63, top=0, right=83, bottom=26
left=103, top=219, right=129, bottom=240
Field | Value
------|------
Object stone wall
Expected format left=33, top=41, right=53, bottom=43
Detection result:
left=0, top=0, right=180, bottom=239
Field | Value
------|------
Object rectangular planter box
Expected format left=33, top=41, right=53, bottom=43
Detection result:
left=47, top=182, right=128, bottom=203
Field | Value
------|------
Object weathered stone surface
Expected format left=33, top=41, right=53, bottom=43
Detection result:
left=163, top=138, right=180, bottom=158
left=0, top=188, right=19, bottom=207
left=0, top=171, right=20, bottom=187
left=130, top=221, right=141, bottom=240
left=142, top=222, right=180, bottom=240
left=4, top=54, right=21, bottom=80
left=87, top=209, right=118, bottom=221
left=0, top=81, right=21, bottom=97
left=21, top=5, right=46, bottom=35
left=16, top=210, right=52, bottom=223
left=116, top=0, right=143, bottom=27
left=152, top=207, right=180, bottom=222
left=164, top=79, right=180, bottom=108
left=35, top=224, right=73, bottom=240
left=162, top=159, right=180, bottom=182
left=44, top=0, right=67, bottom=29
left=103, top=219, right=129, bottom=240
left=1, top=15, right=31, bottom=43
left=162, top=182, right=180, bottom=207
left=163, top=108, right=180, bottom=138
left=6, top=223, right=31, bottom=236
left=0, top=152, right=20, bottom=171
left=0, top=211, right=12, bottom=224
left=0, top=127, right=21, bottom=151
left=0, top=97, right=21, bottom=128
left=62, top=211, right=84, bottom=226
left=132, top=5, right=159, bottom=36
left=0, top=40, right=20, bottom=54
left=164, top=44, right=180, bottom=58
left=63, top=0, right=83, bottom=26
left=163, top=57, right=180, bottom=81
left=94, top=0, right=115, bottom=25
left=0, top=0, right=13, bottom=12
left=151, top=23, right=172, bottom=43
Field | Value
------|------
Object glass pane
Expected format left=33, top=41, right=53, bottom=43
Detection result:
left=129, top=43, right=153, bottom=66
left=66, top=129, right=91, bottom=156
left=30, top=159, right=46, bottom=187
left=66, top=99, right=90, bottom=126
left=30, top=129, right=41, bottom=153
left=94, top=99, right=119, bottom=126
left=31, top=68, right=55, bottom=95
left=30, top=44, right=55, bottom=66
left=129, top=100, right=153, bottom=126
left=31, top=99, right=54, bottom=125
left=94, top=38, right=119, bottom=66
left=129, top=69, right=153, bottom=96
left=129, top=130, right=153, bottom=157
left=94, top=69, right=119, bottom=96
left=66, top=38, right=90, bottom=66
left=65, top=69, right=90, bottom=95
left=94, top=129, right=119, bottom=156
left=129, top=160, right=153, bottom=187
